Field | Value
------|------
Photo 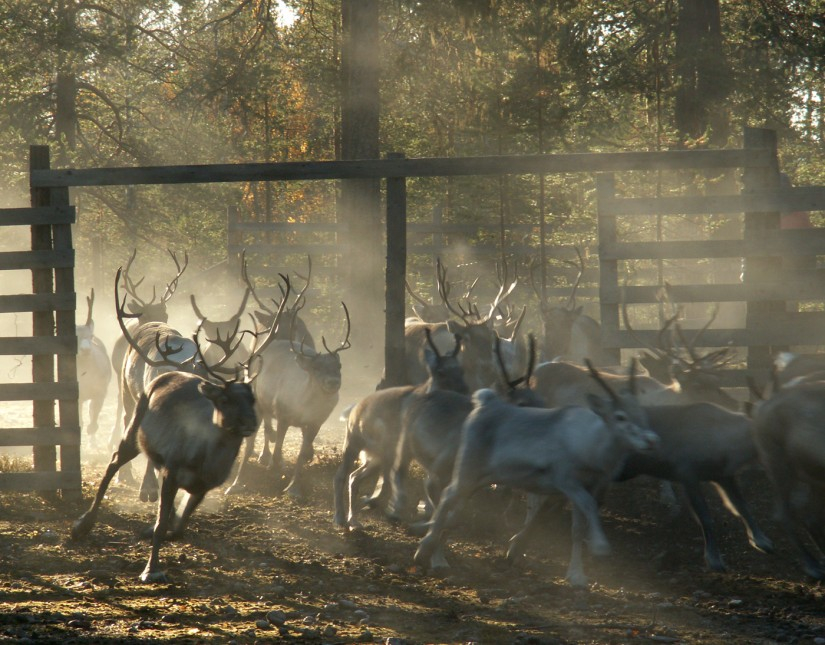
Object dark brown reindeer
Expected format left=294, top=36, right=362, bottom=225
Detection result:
left=76, top=289, right=112, bottom=439
left=71, top=274, right=290, bottom=584
left=108, top=249, right=189, bottom=452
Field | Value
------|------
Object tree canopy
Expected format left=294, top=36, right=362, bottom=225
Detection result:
left=0, top=0, right=821, bottom=275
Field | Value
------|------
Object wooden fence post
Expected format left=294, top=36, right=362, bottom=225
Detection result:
left=28, top=146, right=57, bottom=476
left=385, top=152, right=407, bottom=387
left=742, top=127, right=782, bottom=374
left=596, top=173, right=621, bottom=365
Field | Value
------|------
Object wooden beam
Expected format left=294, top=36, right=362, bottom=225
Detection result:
left=31, top=148, right=774, bottom=188
left=0, top=336, right=77, bottom=356
left=0, top=205, right=75, bottom=225
left=0, top=427, right=81, bottom=446
left=0, top=293, right=75, bottom=313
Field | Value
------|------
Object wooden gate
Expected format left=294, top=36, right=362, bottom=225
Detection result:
left=598, top=128, right=825, bottom=385
left=0, top=146, right=80, bottom=499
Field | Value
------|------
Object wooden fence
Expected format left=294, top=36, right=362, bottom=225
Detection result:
left=598, top=129, right=825, bottom=384
left=0, top=146, right=80, bottom=498
left=21, top=126, right=818, bottom=494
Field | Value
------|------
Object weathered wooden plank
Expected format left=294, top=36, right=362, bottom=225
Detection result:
left=0, top=382, right=79, bottom=401
left=229, top=243, right=348, bottom=256
left=603, top=319, right=825, bottom=348
left=0, top=293, right=75, bottom=313
left=0, top=336, right=77, bottom=355
left=0, top=427, right=80, bottom=446
left=31, top=148, right=773, bottom=187
left=604, top=276, right=825, bottom=304
left=0, top=470, right=81, bottom=493
left=602, top=232, right=825, bottom=260
left=0, top=250, right=74, bottom=270
left=600, top=187, right=825, bottom=216
left=0, top=205, right=76, bottom=226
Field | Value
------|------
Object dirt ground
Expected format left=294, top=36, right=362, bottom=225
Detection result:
left=1, top=390, right=825, bottom=645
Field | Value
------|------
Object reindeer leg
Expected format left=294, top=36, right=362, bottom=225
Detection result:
left=507, top=494, right=549, bottom=563
left=284, top=424, right=319, bottom=499
left=682, top=479, right=726, bottom=572
left=713, top=477, right=774, bottom=554
left=140, top=473, right=178, bottom=583
left=168, top=491, right=206, bottom=539
left=87, top=395, right=104, bottom=438
left=269, top=417, right=289, bottom=487
left=139, top=460, right=159, bottom=503
left=257, top=416, right=273, bottom=467
left=72, top=425, right=140, bottom=539
left=225, top=431, right=258, bottom=495
left=333, top=436, right=364, bottom=528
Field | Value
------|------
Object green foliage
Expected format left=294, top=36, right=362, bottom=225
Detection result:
left=0, top=0, right=821, bottom=294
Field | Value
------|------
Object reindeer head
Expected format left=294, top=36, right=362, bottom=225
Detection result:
left=121, top=248, right=188, bottom=323
left=586, top=359, right=659, bottom=453
left=436, top=257, right=516, bottom=389
left=291, top=302, right=351, bottom=395
left=423, top=328, right=469, bottom=395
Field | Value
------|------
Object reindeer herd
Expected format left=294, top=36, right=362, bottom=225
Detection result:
left=69, top=251, right=825, bottom=588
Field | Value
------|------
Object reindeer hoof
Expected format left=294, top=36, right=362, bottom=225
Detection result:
left=139, top=568, right=169, bottom=584
left=139, top=489, right=158, bottom=503
left=70, top=515, right=93, bottom=540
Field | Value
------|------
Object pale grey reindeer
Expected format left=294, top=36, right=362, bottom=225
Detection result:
left=76, top=289, right=112, bottom=439
left=226, top=301, right=351, bottom=498
left=751, top=376, right=825, bottom=580
left=333, top=329, right=469, bottom=529
left=108, top=249, right=189, bottom=452
left=387, top=334, right=543, bottom=528
left=414, top=363, right=659, bottom=587
left=70, top=278, right=289, bottom=584
left=239, top=251, right=315, bottom=466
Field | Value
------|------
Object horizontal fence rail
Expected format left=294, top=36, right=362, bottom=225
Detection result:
left=31, top=148, right=775, bottom=187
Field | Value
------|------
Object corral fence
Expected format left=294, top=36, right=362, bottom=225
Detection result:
left=13, top=126, right=824, bottom=497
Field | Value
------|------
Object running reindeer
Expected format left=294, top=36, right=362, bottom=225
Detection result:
left=71, top=273, right=290, bottom=584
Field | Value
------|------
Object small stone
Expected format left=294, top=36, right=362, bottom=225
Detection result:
left=303, top=614, right=318, bottom=625
left=66, top=619, right=92, bottom=630
left=267, top=609, right=287, bottom=626
left=339, top=598, right=358, bottom=610
left=323, top=603, right=338, bottom=612
left=357, top=629, right=373, bottom=642
left=255, top=619, right=271, bottom=630
left=728, top=598, right=744, bottom=608
left=385, top=638, right=407, bottom=645
left=813, top=638, right=825, bottom=645
left=324, top=624, right=338, bottom=637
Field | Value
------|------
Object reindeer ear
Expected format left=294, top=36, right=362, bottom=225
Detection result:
left=198, top=380, right=224, bottom=403
left=126, top=299, right=141, bottom=314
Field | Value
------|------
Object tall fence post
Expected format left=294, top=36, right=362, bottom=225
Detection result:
left=28, top=146, right=57, bottom=476
left=385, top=152, right=407, bottom=387
left=596, top=173, right=621, bottom=365
left=742, top=127, right=782, bottom=375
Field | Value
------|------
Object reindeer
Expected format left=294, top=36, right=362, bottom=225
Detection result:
left=751, top=376, right=825, bottom=580
left=242, top=251, right=314, bottom=349
left=189, top=289, right=252, bottom=366
left=114, top=269, right=206, bottom=501
left=70, top=277, right=289, bottom=584
left=108, top=249, right=188, bottom=452
left=76, top=289, right=112, bottom=439
left=226, top=302, right=351, bottom=498
left=401, top=258, right=515, bottom=391
left=387, top=335, right=543, bottom=527
left=414, top=362, right=659, bottom=587
left=333, top=329, right=468, bottom=529
left=532, top=248, right=611, bottom=365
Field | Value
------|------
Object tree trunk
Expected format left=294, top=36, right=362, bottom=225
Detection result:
left=339, top=0, right=383, bottom=378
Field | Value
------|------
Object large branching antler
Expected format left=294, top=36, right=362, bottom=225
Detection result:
left=321, top=302, right=352, bottom=355
left=115, top=267, right=196, bottom=371
left=161, top=249, right=188, bottom=303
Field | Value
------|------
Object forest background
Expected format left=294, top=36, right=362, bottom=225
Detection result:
left=0, top=0, right=822, bottom=314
